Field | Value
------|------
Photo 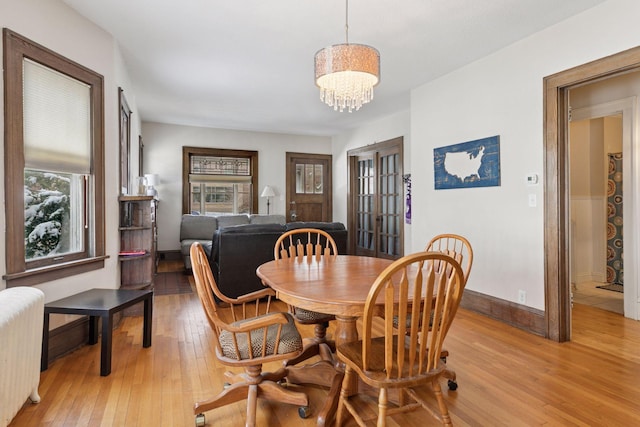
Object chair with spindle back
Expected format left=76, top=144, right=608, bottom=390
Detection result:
left=335, top=252, right=465, bottom=427
left=190, top=242, right=309, bottom=427
left=273, top=228, right=339, bottom=365
left=425, top=234, right=473, bottom=390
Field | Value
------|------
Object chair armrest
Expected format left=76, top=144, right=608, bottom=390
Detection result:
left=233, top=287, right=276, bottom=304
left=212, top=283, right=274, bottom=305
left=227, top=312, right=290, bottom=333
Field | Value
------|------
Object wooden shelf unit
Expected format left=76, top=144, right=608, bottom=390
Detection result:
left=119, top=195, right=157, bottom=291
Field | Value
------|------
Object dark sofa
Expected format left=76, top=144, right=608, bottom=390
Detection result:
left=209, top=221, right=347, bottom=299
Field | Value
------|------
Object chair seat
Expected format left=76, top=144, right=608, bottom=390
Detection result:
left=392, top=311, right=433, bottom=329
left=219, top=312, right=302, bottom=360
left=338, top=337, right=447, bottom=389
left=293, top=307, right=335, bottom=324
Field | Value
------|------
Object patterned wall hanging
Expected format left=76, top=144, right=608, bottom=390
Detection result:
left=606, top=152, right=623, bottom=286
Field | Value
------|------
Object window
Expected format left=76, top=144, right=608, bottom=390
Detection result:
left=295, top=163, right=324, bottom=194
left=3, top=29, right=106, bottom=286
left=182, top=147, right=258, bottom=215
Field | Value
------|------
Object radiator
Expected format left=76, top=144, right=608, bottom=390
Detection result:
left=0, top=287, right=45, bottom=427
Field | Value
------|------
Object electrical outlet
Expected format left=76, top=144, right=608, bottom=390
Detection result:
left=518, top=290, right=526, bottom=304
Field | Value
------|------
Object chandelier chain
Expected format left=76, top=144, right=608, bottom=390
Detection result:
left=345, top=0, right=349, bottom=44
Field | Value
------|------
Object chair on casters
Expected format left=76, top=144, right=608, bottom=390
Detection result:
left=273, top=228, right=343, bottom=423
left=273, top=228, right=338, bottom=367
left=335, top=252, right=465, bottom=427
left=425, top=233, right=473, bottom=391
left=190, top=242, right=309, bottom=427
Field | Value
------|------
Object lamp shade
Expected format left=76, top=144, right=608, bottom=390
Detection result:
left=260, top=185, right=275, bottom=198
left=144, top=173, right=159, bottom=186
left=314, top=43, right=380, bottom=112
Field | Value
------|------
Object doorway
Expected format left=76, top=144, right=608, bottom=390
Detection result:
left=544, top=46, right=640, bottom=342
left=347, top=137, right=404, bottom=259
left=285, top=152, right=332, bottom=222
left=568, top=99, right=631, bottom=316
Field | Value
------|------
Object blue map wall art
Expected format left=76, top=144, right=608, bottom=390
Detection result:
left=433, top=135, right=501, bottom=190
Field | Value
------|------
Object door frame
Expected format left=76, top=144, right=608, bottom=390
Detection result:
left=544, top=45, right=640, bottom=342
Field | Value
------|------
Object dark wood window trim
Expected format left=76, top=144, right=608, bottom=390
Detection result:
left=182, top=147, right=259, bottom=214
left=119, top=87, right=131, bottom=195
left=3, top=28, right=105, bottom=286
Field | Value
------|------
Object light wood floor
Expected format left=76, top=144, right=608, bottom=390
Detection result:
left=572, top=280, right=624, bottom=314
left=10, top=279, right=640, bottom=426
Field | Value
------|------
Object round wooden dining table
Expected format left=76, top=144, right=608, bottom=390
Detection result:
left=256, top=254, right=393, bottom=426
left=257, top=254, right=393, bottom=349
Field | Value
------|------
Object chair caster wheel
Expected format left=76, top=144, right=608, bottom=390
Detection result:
left=448, top=379, right=458, bottom=391
left=298, top=406, right=311, bottom=418
left=195, top=413, right=205, bottom=426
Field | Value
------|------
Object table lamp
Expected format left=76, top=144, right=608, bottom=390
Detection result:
left=260, top=185, right=275, bottom=214
left=144, top=173, right=159, bottom=197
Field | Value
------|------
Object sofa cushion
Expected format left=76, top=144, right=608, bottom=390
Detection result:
left=180, top=214, right=218, bottom=240
left=217, top=214, right=250, bottom=229
left=210, top=223, right=286, bottom=299
left=210, top=223, right=285, bottom=265
left=249, top=214, right=286, bottom=225
left=216, top=223, right=285, bottom=234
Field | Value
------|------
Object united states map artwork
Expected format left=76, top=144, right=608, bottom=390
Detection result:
left=433, top=135, right=501, bottom=190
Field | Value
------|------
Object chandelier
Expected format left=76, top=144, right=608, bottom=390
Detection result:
left=314, top=0, right=380, bottom=113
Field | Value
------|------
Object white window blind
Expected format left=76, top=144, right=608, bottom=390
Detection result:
left=23, top=59, right=91, bottom=174
left=189, top=174, right=252, bottom=183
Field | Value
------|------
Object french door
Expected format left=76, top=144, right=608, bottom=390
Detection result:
left=348, top=137, right=403, bottom=259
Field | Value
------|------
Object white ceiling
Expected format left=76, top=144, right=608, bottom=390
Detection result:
left=63, top=0, right=605, bottom=137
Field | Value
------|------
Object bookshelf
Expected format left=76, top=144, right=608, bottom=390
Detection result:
left=119, top=195, right=157, bottom=291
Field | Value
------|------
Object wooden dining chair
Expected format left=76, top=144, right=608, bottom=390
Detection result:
left=426, top=233, right=473, bottom=291
left=335, top=252, right=464, bottom=427
left=273, top=228, right=339, bottom=366
left=425, top=233, right=473, bottom=391
left=190, top=242, right=309, bottom=427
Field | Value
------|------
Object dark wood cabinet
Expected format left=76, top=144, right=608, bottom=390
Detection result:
left=119, top=196, right=157, bottom=290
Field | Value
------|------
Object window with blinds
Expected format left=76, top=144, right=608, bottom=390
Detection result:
left=3, top=29, right=105, bottom=286
left=23, top=59, right=91, bottom=263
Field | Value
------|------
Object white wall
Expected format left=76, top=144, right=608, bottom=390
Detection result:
left=405, top=0, right=640, bottom=310
left=141, top=122, right=331, bottom=251
left=331, top=110, right=412, bottom=253
left=570, top=118, right=610, bottom=284
left=0, top=0, right=139, bottom=329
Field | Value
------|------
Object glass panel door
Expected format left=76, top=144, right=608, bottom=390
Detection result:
left=355, top=156, right=375, bottom=255
left=349, top=137, right=403, bottom=259
left=377, top=151, right=401, bottom=257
